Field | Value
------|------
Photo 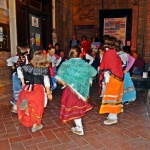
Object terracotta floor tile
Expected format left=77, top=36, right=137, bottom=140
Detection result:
left=84, top=123, right=95, bottom=132
left=17, top=126, right=30, bottom=135
left=0, top=123, right=5, bottom=130
left=11, top=141, right=25, bottom=150
left=126, top=125, right=148, bottom=133
left=55, top=132, right=72, bottom=143
left=23, top=137, right=46, bottom=147
left=117, top=142, right=135, bottom=150
left=0, top=139, right=10, bottom=150
left=69, top=134, right=88, bottom=146
left=53, top=119, right=68, bottom=127
left=101, top=139, right=123, bottom=150
left=99, top=125, right=122, bottom=135
left=9, top=134, right=32, bottom=143
left=97, top=148, right=110, bottom=150
left=41, top=124, right=58, bottom=131
left=0, top=84, right=150, bottom=150
left=84, top=130, right=100, bottom=137
left=0, top=129, right=6, bottom=134
left=30, top=130, right=43, bottom=138
left=82, top=116, right=92, bottom=122
left=53, top=141, right=77, bottom=150
left=25, top=144, right=39, bottom=150
left=71, top=144, right=95, bottom=150
left=135, top=142, right=150, bottom=150
left=37, top=139, right=61, bottom=149
left=42, top=117, right=54, bottom=126
left=110, top=136, right=129, bottom=144
left=4, top=123, right=18, bottom=133
left=91, top=124, right=108, bottom=134
left=0, top=131, right=19, bottom=140
left=0, top=117, right=13, bottom=122
left=119, top=129, right=140, bottom=138
left=84, top=136, right=105, bottom=149
left=1, top=112, right=12, bottom=119
left=84, top=120, right=101, bottom=126
left=52, top=126, right=70, bottom=134
left=40, top=147, right=53, bottom=150
left=42, top=129, right=57, bottom=140
left=126, top=137, right=149, bottom=147
left=94, top=132, right=117, bottom=141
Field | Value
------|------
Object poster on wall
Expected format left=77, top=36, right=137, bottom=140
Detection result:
left=0, top=0, right=7, bottom=10
left=103, top=17, right=127, bottom=46
left=35, top=33, right=40, bottom=46
left=32, top=16, right=39, bottom=27
left=30, top=32, right=36, bottom=46
left=0, top=27, right=3, bottom=42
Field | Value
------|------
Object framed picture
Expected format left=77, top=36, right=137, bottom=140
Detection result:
left=0, top=0, right=7, bottom=10
left=32, top=16, right=39, bottom=27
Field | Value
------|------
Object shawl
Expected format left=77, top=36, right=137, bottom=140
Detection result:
left=100, top=49, right=123, bottom=79
left=56, top=58, right=97, bottom=100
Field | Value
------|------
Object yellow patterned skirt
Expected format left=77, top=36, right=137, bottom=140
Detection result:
left=99, top=76, right=124, bottom=114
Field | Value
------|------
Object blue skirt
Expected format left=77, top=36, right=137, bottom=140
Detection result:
left=122, top=72, right=136, bottom=103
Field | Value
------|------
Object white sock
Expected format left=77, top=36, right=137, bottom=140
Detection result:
left=74, top=118, right=83, bottom=128
left=13, top=104, right=17, bottom=110
left=108, top=113, right=118, bottom=120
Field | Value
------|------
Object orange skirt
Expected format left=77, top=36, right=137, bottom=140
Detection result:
left=99, top=76, right=124, bottom=114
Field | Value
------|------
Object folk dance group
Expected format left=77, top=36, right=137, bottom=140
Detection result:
left=7, top=36, right=136, bottom=135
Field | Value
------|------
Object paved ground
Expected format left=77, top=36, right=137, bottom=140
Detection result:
left=0, top=82, right=150, bottom=150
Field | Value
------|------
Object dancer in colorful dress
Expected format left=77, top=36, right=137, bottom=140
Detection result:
left=6, top=43, right=30, bottom=113
left=56, top=46, right=97, bottom=135
left=99, top=37, right=124, bottom=125
left=117, top=45, right=136, bottom=104
left=17, top=51, right=52, bottom=132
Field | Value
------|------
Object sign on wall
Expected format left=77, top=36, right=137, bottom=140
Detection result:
left=0, top=0, right=7, bottom=10
left=103, top=17, right=127, bottom=46
left=35, top=33, right=40, bottom=46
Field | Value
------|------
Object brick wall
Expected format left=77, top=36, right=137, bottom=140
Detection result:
left=55, top=0, right=73, bottom=54
left=144, top=0, right=150, bottom=63
left=0, top=51, right=12, bottom=104
left=0, top=6, right=12, bottom=104
left=55, top=0, right=150, bottom=62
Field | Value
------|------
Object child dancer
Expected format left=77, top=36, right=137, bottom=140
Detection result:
left=117, top=45, right=136, bottom=104
left=99, top=37, right=124, bottom=125
left=98, top=45, right=106, bottom=97
left=6, top=43, right=30, bottom=113
left=56, top=46, right=97, bottom=135
left=17, top=51, right=52, bottom=132
left=47, top=46, right=62, bottom=90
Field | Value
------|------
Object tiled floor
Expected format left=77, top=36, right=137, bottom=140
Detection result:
left=0, top=83, right=150, bottom=150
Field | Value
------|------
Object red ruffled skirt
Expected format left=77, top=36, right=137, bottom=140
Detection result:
left=17, top=84, right=45, bottom=127
left=60, top=86, right=93, bottom=122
